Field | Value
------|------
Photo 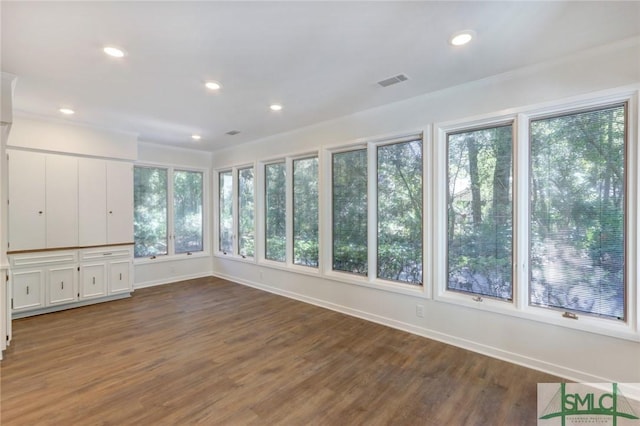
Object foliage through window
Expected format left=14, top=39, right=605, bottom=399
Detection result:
left=173, top=170, right=203, bottom=254
left=134, top=166, right=168, bottom=257
left=293, top=157, right=319, bottom=267
left=447, top=124, right=513, bottom=300
left=218, top=171, right=233, bottom=254
left=377, top=140, right=423, bottom=284
left=265, top=162, right=286, bottom=262
left=332, top=149, right=368, bottom=275
left=134, top=166, right=205, bottom=258
left=529, top=104, right=626, bottom=320
left=238, top=167, right=255, bottom=258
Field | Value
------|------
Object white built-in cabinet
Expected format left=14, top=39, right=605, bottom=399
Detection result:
left=80, top=246, right=132, bottom=298
left=9, top=150, right=133, bottom=252
left=7, top=149, right=134, bottom=318
left=8, top=151, right=79, bottom=251
left=79, top=159, right=133, bottom=247
left=10, top=250, right=77, bottom=313
left=9, top=247, right=132, bottom=317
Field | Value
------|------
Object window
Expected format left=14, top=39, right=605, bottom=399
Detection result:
left=377, top=140, right=423, bottom=284
left=173, top=170, right=203, bottom=254
left=134, top=165, right=206, bottom=259
left=529, top=104, right=626, bottom=320
left=447, top=124, right=513, bottom=300
left=134, top=166, right=168, bottom=257
left=332, top=149, right=367, bottom=275
left=293, top=156, right=319, bottom=267
left=265, top=162, right=286, bottom=262
left=238, top=167, right=255, bottom=258
left=218, top=171, right=233, bottom=254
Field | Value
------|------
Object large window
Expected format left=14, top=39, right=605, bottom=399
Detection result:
left=332, top=149, right=367, bottom=275
left=265, top=162, right=286, bottom=262
left=218, top=171, right=233, bottom=254
left=134, top=166, right=168, bottom=258
left=134, top=165, right=205, bottom=258
left=529, top=104, right=626, bottom=320
left=238, top=167, right=255, bottom=258
left=173, top=170, right=203, bottom=254
left=377, top=140, right=423, bottom=284
left=447, top=124, right=513, bottom=300
left=293, top=157, right=319, bottom=267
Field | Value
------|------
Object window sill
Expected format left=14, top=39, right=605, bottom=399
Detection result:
left=134, top=251, right=210, bottom=265
left=213, top=252, right=257, bottom=264
left=323, top=270, right=428, bottom=299
left=435, top=290, right=639, bottom=342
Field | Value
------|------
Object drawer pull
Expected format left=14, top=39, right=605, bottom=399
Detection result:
left=103, top=253, right=113, bottom=256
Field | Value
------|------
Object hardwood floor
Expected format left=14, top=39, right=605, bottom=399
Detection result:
left=1, top=277, right=560, bottom=425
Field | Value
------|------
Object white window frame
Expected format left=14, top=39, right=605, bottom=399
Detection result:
left=213, top=163, right=256, bottom=263
left=256, top=152, right=322, bottom=276
left=134, top=162, right=209, bottom=264
left=322, top=130, right=431, bottom=298
left=434, top=90, right=639, bottom=341
left=260, top=159, right=288, bottom=265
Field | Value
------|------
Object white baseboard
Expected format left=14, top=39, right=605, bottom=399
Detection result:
left=134, top=271, right=213, bottom=290
left=211, top=271, right=628, bottom=387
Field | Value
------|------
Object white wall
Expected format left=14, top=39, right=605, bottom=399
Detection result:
left=1, top=72, right=17, bottom=359
left=211, top=39, right=640, bottom=384
left=9, top=115, right=137, bottom=160
left=134, top=142, right=213, bottom=288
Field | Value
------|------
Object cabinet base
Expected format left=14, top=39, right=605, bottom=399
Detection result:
left=12, top=293, right=132, bottom=319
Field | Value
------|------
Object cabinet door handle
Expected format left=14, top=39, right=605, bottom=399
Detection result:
left=26, top=285, right=29, bottom=295
left=92, top=277, right=95, bottom=285
left=119, top=273, right=122, bottom=280
left=38, top=211, right=43, bottom=215
left=109, top=211, right=113, bottom=214
left=61, top=281, right=64, bottom=290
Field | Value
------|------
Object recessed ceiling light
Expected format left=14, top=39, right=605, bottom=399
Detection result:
left=191, top=134, right=202, bottom=141
left=450, top=30, right=475, bottom=46
left=270, top=104, right=283, bottom=111
left=59, top=108, right=75, bottom=115
left=205, top=81, right=221, bottom=91
left=103, top=46, right=126, bottom=58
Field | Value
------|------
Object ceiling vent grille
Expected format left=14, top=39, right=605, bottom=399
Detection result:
left=377, top=74, right=409, bottom=87
left=226, top=130, right=241, bottom=136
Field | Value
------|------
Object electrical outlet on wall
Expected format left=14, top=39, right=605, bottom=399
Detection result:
left=416, top=304, right=424, bottom=318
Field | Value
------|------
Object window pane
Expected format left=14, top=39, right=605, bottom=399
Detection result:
left=174, top=170, right=203, bottom=254
left=530, top=105, right=625, bottom=320
left=265, top=162, right=286, bottom=262
left=447, top=125, right=513, bottom=300
left=377, top=140, right=423, bottom=284
left=219, top=171, right=233, bottom=254
left=238, top=167, right=255, bottom=257
left=332, top=149, right=367, bottom=275
left=134, top=166, right=168, bottom=258
left=293, top=157, right=319, bottom=267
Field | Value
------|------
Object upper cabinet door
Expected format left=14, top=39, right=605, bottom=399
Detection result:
left=106, top=161, right=133, bottom=244
left=78, top=158, right=107, bottom=246
left=46, top=154, right=78, bottom=248
left=8, top=150, right=46, bottom=251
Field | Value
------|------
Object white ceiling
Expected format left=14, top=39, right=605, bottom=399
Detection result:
left=2, top=1, right=639, bottom=152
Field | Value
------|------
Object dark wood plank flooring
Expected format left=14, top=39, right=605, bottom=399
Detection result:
left=1, top=276, right=560, bottom=425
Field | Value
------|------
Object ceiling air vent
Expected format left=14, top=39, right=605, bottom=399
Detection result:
left=226, top=130, right=241, bottom=136
left=377, top=74, right=409, bottom=88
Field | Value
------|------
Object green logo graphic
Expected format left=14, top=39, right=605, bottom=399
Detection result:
left=539, top=383, right=639, bottom=426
